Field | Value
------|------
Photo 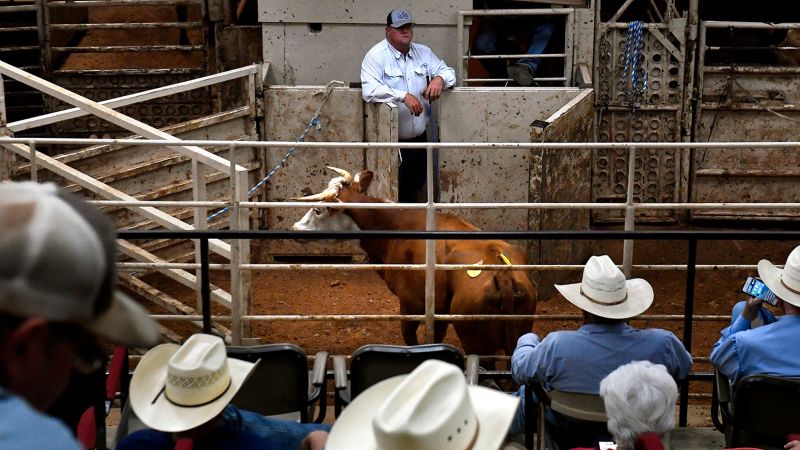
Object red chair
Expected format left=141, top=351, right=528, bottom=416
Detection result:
left=76, top=346, right=128, bottom=450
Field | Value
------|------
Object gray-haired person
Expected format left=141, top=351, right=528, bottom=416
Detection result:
left=600, top=361, right=678, bottom=450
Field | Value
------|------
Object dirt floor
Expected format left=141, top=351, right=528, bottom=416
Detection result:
left=146, top=233, right=795, bottom=427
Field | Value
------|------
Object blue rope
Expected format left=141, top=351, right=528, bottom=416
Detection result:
left=207, top=81, right=343, bottom=222
left=620, top=21, right=649, bottom=110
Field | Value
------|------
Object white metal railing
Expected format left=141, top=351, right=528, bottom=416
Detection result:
left=0, top=61, right=264, bottom=344
left=457, top=8, right=574, bottom=86
left=1, top=135, right=799, bottom=341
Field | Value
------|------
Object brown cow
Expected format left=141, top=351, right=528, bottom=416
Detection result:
left=291, top=167, right=536, bottom=359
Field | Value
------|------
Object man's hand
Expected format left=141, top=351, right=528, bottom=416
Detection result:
left=299, top=431, right=329, bottom=450
left=741, top=295, right=764, bottom=322
left=403, top=93, right=424, bottom=116
left=785, top=440, right=800, bottom=450
left=423, top=75, right=445, bottom=101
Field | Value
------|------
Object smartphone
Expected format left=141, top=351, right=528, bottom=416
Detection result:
left=742, top=277, right=778, bottom=305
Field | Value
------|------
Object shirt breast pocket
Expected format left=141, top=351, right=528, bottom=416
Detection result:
left=384, top=67, right=403, bottom=79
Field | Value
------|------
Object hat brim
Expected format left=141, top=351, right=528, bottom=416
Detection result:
left=758, top=259, right=800, bottom=307
left=325, top=375, right=519, bottom=450
left=390, top=19, right=413, bottom=27
left=129, top=343, right=256, bottom=433
left=86, top=291, right=160, bottom=348
left=555, top=278, right=654, bottom=319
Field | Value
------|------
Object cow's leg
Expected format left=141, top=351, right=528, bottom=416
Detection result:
left=400, top=320, right=419, bottom=346
left=398, top=303, right=420, bottom=346
left=433, top=321, right=448, bottom=343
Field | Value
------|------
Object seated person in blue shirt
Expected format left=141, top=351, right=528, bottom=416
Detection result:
left=509, top=255, right=692, bottom=448
left=710, top=244, right=800, bottom=386
left=117, top=333, right=330, bottom=450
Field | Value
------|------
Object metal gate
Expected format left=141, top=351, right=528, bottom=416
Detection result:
left=0, top=0, right=212, bottom=137
left=592, top=0, right=691, bottom=223
left=692, top=21, right=800, bottom=221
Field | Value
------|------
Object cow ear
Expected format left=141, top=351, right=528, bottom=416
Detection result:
left=352, top=171, right=374, bottom=194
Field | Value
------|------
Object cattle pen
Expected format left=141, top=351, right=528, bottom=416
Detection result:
left=3, top=133, right=800, bottom=428
left=3, top=0, right=800, bottom=447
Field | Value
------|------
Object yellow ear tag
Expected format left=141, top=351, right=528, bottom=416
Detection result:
left=467, top=259, right=484, bottom=278
left=500, top=253, right=512, bottom=265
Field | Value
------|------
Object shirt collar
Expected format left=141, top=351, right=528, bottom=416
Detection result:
left=385, top=39, right=414, bottom=60
left=579, top=322, right=631, bottom=333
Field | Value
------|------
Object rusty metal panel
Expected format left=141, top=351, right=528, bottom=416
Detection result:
left=263, top=86, right=365, bottom=256
left=593, top=110, right=682, bottom=223
left=692, top=110, right=800, bottom=220
left=692, top=23, right=800, bottom=221
left=262, top=24, right=462, bottom=85
left=439, top=88, right=582, bottom=237
left=258, top=0, right=471, bottom=24
left=593, top=19, right=689, bottom=224
left=530, top=88, right=594, bottom=301
left=364, top=101, right=399, bottom=202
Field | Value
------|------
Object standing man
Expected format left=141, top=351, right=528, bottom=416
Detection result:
left=509, top=255, right=692, bottom=448
left=0, top=181, right=160, bottom=449
left=361, top=8, right=456, bottom=202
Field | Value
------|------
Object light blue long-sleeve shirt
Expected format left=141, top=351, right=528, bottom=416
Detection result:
left=0, top=387, right=82, bottom=450
left=511, top=323, right=692, bottom=393
left=710, top=307, right=800, bottom=385
left=361, top=39, right=456, bottom=139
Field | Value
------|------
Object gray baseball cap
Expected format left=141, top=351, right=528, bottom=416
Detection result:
left=386, top=9, right=413, bottom=28
left=0, top=181, right=160, bottom=348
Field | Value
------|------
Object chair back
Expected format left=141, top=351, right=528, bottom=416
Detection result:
left=348, top=343, right=465, bottom=399
left=548, top=390, right=607, bottom=422
left=227, top=343, right=318, bottom=422
left=526, top=383, right=610, bottom=450
left=729, top=374, right=800, bottom=446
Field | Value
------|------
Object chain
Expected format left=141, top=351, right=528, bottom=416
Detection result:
left=207, top=80, right=345, bottom=221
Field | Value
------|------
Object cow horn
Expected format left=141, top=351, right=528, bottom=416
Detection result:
left=290, top=186, right=339, bottom=202
left=326, top=166, right=353, bottom=184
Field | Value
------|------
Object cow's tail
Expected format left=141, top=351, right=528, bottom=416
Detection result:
left=492, top=258, right=517, bottom=356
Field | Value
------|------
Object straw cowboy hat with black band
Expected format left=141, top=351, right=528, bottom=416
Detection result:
left=325, top=359, right=518, bottom=450
left=758, top=245, right=800, bottom=307
left=129, top=333, right=258, bottom=433
left=555, top=254, right=654, bottom=320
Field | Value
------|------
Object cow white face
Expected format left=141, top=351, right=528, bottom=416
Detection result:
left=291, top=207, right=360, bottom=241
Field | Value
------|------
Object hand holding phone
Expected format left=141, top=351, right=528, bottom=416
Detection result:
left=742, top=277, right=778, bottom=306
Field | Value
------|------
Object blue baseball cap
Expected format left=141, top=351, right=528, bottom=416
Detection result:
left=386, top=9, right=413, bottom=28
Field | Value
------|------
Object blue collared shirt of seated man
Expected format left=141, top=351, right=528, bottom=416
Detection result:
left=508, top=255, right=692, bottom=438
left=710, top=244, right=800, bottom=386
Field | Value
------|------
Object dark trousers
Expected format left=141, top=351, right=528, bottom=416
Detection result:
left=399, top=134, right=432, bottom=203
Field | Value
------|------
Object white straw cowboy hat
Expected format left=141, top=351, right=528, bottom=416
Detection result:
left=758, top=245, right=800, bottom=307
left=129, top=333, right=257, bottom=433
left=326, top=359, right=519, bottom=450
left=555, top=255, right=654, bottom=320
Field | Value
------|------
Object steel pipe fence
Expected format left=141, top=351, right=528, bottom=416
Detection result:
left=125, top=228, right=800, bottom=427
left=456, top=8, right=575, bottom=86
left=4, top=133, right=799, bottom=425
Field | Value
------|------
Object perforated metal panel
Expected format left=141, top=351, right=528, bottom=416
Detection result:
left=53, top=73, right=212, bottom=137
left=593, top=18, right=688, bottom=223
